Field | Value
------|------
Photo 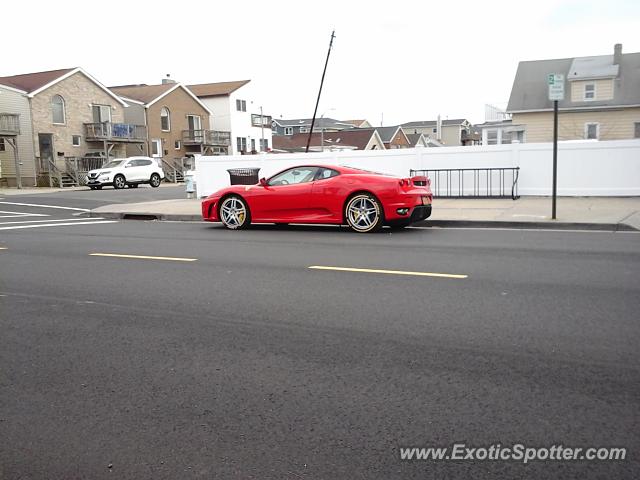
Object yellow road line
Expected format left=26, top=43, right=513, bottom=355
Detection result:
left=90, top=253, right=197, bottom=262
left=308, top=265, right=468, bottom=279
left=0, top=247, right=7, bottom=250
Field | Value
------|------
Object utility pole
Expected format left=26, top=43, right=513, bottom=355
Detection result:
left=260, top=106, right=265, bottom=152
left=306, top=30, right=335, bottom=153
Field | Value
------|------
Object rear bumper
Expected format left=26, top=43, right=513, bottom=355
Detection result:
left=387, top=205, right=432, bottom=226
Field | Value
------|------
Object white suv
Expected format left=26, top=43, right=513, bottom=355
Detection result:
left=86, top=157, right=164, bottom=190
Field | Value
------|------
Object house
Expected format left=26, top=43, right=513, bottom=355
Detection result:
left=0, top=67, right=144, bottom=187
left=474, top=120, right=525, bottom=145
left=342, top=119, right=373, bottom=128
left=111, top=79, right=223, bottom=174
left=0, top=85, right=34, bottom=187
left=188, top=80, right=272, bottom=155
left=400, top=118, right=473, bottom=146
left=405, top=132, right=441, bottom=147
left=272, top=129, right=384, bottom=153
left=375, top=126, right=411, bottom=149
left=507, top=44, right=640, bottom=142
left=272, top=117, right=356, bottom=136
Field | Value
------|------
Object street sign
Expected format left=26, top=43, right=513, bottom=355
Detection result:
left=548, top=73, right=565, bottom=101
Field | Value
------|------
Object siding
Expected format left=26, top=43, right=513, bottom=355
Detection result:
left=0, top=86, right=36, bottom=186
left=570, top=79, right=615, bottom=102
left=513, top=107, right=640, bottom=142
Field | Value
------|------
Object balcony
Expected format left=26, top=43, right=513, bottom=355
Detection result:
left=0, top=113, right=20, bottom=135
left=84, top=122, right=146, bottom=143
left=182, top=129, right=231, bottom=146
left=251, top=113, right=272, bottom=128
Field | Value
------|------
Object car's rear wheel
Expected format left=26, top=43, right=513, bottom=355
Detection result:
left=150, top=173, right=161, bottom=188
left=345, top=193, right=384, bottom=233
left=113, top=174, right=126, bottom=190
left=219, top=195, right=250, bottom=230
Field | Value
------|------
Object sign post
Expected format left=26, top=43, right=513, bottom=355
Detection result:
left=547, top=74, right=564, bottom=219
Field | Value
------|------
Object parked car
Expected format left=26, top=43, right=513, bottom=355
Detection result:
left=201, top=164, right=433, bottom=232
left=86, top=157, right=164, bottom=190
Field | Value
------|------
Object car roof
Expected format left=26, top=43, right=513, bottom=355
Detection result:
left=279, top=164, right=382, bottom=175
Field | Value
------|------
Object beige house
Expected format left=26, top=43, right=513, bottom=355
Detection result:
left=0, top=67, right=145, bottom=187
left=111, top=81, right=228, bottom=169
left=400, top=119, right=473, bottom=146
left=507, top=44, right=640, bottom=142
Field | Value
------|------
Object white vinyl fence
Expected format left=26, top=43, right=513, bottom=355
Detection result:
left=195, top=139, right=640, bottom=198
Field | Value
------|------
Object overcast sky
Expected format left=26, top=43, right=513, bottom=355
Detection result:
left=4, top=0, right=640, bottom=125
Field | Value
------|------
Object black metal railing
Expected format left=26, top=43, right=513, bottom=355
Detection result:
left=410, top=167, right=520, bottom=200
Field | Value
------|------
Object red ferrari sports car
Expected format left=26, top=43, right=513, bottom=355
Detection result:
left=201, top=164, right=432, bottom=233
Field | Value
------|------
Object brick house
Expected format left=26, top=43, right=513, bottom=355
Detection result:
left=0, top=67, right=145, bottom=186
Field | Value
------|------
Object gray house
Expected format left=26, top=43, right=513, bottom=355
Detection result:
left=272, top=117, right=356, bottom=136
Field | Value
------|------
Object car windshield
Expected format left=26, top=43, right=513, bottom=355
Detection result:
left=103, top=160, right=124, bottom=168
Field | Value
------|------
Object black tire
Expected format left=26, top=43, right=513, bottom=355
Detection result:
left=150, top=173, right=161, bottom=188
left=345, top=193, right=384, bottom=233
left=218, top=195, right=251, bottom=230
left=113, top=174, right=126, bottom=190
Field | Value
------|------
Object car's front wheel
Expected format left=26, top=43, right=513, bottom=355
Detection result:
left=219, top=195, right=250, bottom=230
left=345, top=193, right=384, bottom=233
left=150, top=173, right=161, bottom=188
left=113, top=174, right=126, bottom=190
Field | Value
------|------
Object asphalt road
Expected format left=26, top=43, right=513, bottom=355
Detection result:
left=1, top=211, right=639, bottom=479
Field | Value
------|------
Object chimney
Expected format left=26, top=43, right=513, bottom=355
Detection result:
left=614, top=44, right=622, bottom=65
left=162, top=74, right=177, bottom=85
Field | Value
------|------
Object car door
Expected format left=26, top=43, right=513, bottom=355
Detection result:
left=309, top=168, right=343, bottom=220
left=249, top=166, right=318, bottom=221
left=123, top=159, right=144, bottom=182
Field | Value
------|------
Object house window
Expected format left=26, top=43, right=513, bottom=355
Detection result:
left=72, top=135, right=81, bottom=146
left=52, top=95, right=66, bottom=124
left=584, top=83, right=595, bottom=101
left=585, top=123, right=599, bottom=140
left=284, top=127, right=293, bottom=135
left=432, top=127, right=437, bottom=134
left=236, top=137, right=247, bottom=153
left=0, top=138, right=5, bottom=152
left=174, top=140, right=181, bottom=150
left=236, top=99, right=246, bottom=112
left=160, top=107, right=171, bottom=131
left=259, top=138, right=269, bottom=151
left=634, top=122, right=640, bottom=138
left=299, top=126, right=308, bottom=133
left=92, top=104, right=111, bottom=123
left=151, top=139, right=162, bottom=157
left=187, top=114, right=201, bottom=132
left=486, top=129, right=498, bottom=145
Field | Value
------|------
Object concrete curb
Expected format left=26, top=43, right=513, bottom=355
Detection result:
left=89, top=210, right=638, bottom=231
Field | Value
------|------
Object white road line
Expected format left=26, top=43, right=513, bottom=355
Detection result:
left=0, top=220, right=117, bottom=231
left=0, top=217, right=104, bottom=226
left=89, top=253, right=197, bottom=262
left=409, top=226, right=639, bottom=234
left=0, top=201, right=90, bottom=212
left=0, top=211, right=50, bottom=218
left=308, top=265, right=468, bottom=279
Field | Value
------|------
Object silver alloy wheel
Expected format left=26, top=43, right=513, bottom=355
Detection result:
left=150, top=173, right=161, bottom=187
left=219, top=196, right=247, bottom=229
left=346, top=195, right=380, bottom=232
left=114, top=175, right=126, bottom=189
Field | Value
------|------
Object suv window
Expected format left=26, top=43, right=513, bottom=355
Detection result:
left=137, top=159, right=152, bottom=166
left=268, top=167, right=318, bottom=186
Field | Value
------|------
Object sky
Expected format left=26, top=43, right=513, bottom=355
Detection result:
left=3, top=0, right=640, bottom=126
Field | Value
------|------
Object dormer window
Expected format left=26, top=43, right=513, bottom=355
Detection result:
left=584, top=83, right=595, bottom=101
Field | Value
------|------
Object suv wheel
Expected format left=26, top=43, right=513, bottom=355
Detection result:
left=150, top=173, right=161, bottom=188
left=113, top=174, right=126, bottom=190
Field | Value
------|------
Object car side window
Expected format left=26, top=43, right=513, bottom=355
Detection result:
left=268, top=167, right=318, bottom=186
left=125, top=160, right=136, bottom=167
left=315, top=168, right=340, bottom=181
left=138, top=160, right=152, bottom=166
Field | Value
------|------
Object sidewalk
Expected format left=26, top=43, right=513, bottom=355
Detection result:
left=90, top=196, right=640, bottom=231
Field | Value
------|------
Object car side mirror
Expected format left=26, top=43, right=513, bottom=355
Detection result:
left=259, top=177, right=267, bottom=186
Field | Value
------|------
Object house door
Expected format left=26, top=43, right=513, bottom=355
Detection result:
left=187, top=115, right=201, bottom=133
left=38, top=133, right=54, bottom=172
left=151, top=139, right=162, bottom=158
